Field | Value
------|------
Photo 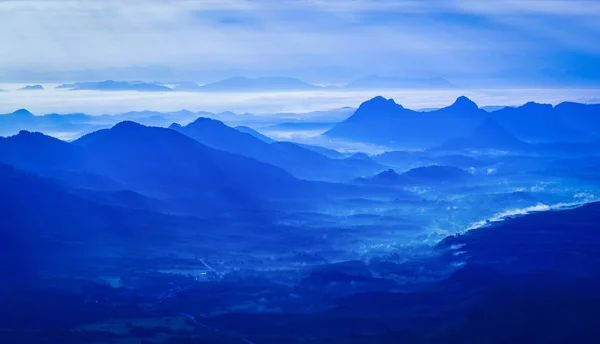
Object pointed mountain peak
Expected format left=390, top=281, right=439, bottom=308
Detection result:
left=12, top=108, right=34, bottom=116
left=450, top=96, right=478, bottom=111
left=358, top=168, right=404, bottom=184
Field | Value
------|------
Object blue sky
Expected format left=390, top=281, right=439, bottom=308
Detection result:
left=1, top=0, right=599, bottom=85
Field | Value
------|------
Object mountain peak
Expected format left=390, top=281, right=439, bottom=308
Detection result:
left=12, top=129, right=66, bottom=145
left=450, top=96, right=478, bottom=111
left=12, top=108, right=34, bottom=116
left=521, top=101, right=552, bottom=111
left=360, top=96, right=404, bottom=111
left=112, top=120, right=145, bottom=131
left=189, top=117, right=224, bottom=126
left=376, top=168, right=401, bottom=179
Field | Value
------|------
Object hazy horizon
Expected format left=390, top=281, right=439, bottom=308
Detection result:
left=2, top=83, right=600, bottom=115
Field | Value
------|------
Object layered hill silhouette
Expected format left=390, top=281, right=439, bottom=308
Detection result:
left=170, top=117, right=381, bottom=181
left=324, top=96, right=485, bottom=147
left=234, top=126, right=276, bottom=143
left=488, top=102, right=584, bottom=141
left=57, top=80, right=172, bottom=92
left=0, top=122, right=307, bottom=216
left=324, top=96, right=600, bottom=148
left=0, top=162, right=211, bottom=280
left=0, top=108, right=199, bottom=137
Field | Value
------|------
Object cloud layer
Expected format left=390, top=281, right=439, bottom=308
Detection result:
left=1, top=0, right=599, bottom=84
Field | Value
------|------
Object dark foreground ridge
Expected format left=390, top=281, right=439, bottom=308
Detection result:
left=1, top=194, right=599, bottom=343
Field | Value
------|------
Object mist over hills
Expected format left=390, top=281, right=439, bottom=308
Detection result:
left=357, top=165, right=473, bottom=186
left=170, top=117, right=381, bottom=181
left=0, top=107, right=352, bottom=139
left=0, top=122, right=311, bottom=218
left=2, top=94, right=600, bottom=343
left=3, top=95, right=600, bottom=156
left=3, top=0, right=600, bottom=340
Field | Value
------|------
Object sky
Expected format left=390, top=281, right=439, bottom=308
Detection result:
left=1, top=0, right=600, bottom=85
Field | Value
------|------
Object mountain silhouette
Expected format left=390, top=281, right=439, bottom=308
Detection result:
left=0, top=122, right=311, bottom=217
left=552, top=101, right=600, bottom=137
left=0, top=130, right=84, bottom=172
left=355, top=168, right=404, bottom=185
left=73, top=121, right=299, bottom=202
left=18, top=85, right=44, bottom=91
left=235, top=126, right=276, bottom=143
left=172, top=118, right=382, bottom=181
left=324, top=96, right=600, bottom=148
left=57, top=80, right=172, bottom=92
left=324, top=96, right=483, bottom=148
left=294, top=143, right=345, bottom=159
left=443, top=95, right=479, bottom=113
left=488, top=102, right=584, bottom=142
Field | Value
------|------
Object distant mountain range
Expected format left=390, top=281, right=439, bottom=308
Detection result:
left=0, top=108, right=350, bottom=139
left=324, top=96, right=600, bottom=148
left=38, top=75, right=457, bottom=92
left=57, top=80, right=172, bottom=92
left=0, top=108, right=199, bottom=138
left=432, top=117, right=600, bottom=156
left=3, top=96, right=600, bottom=156
left=18, top=85, right=43, bottom=91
